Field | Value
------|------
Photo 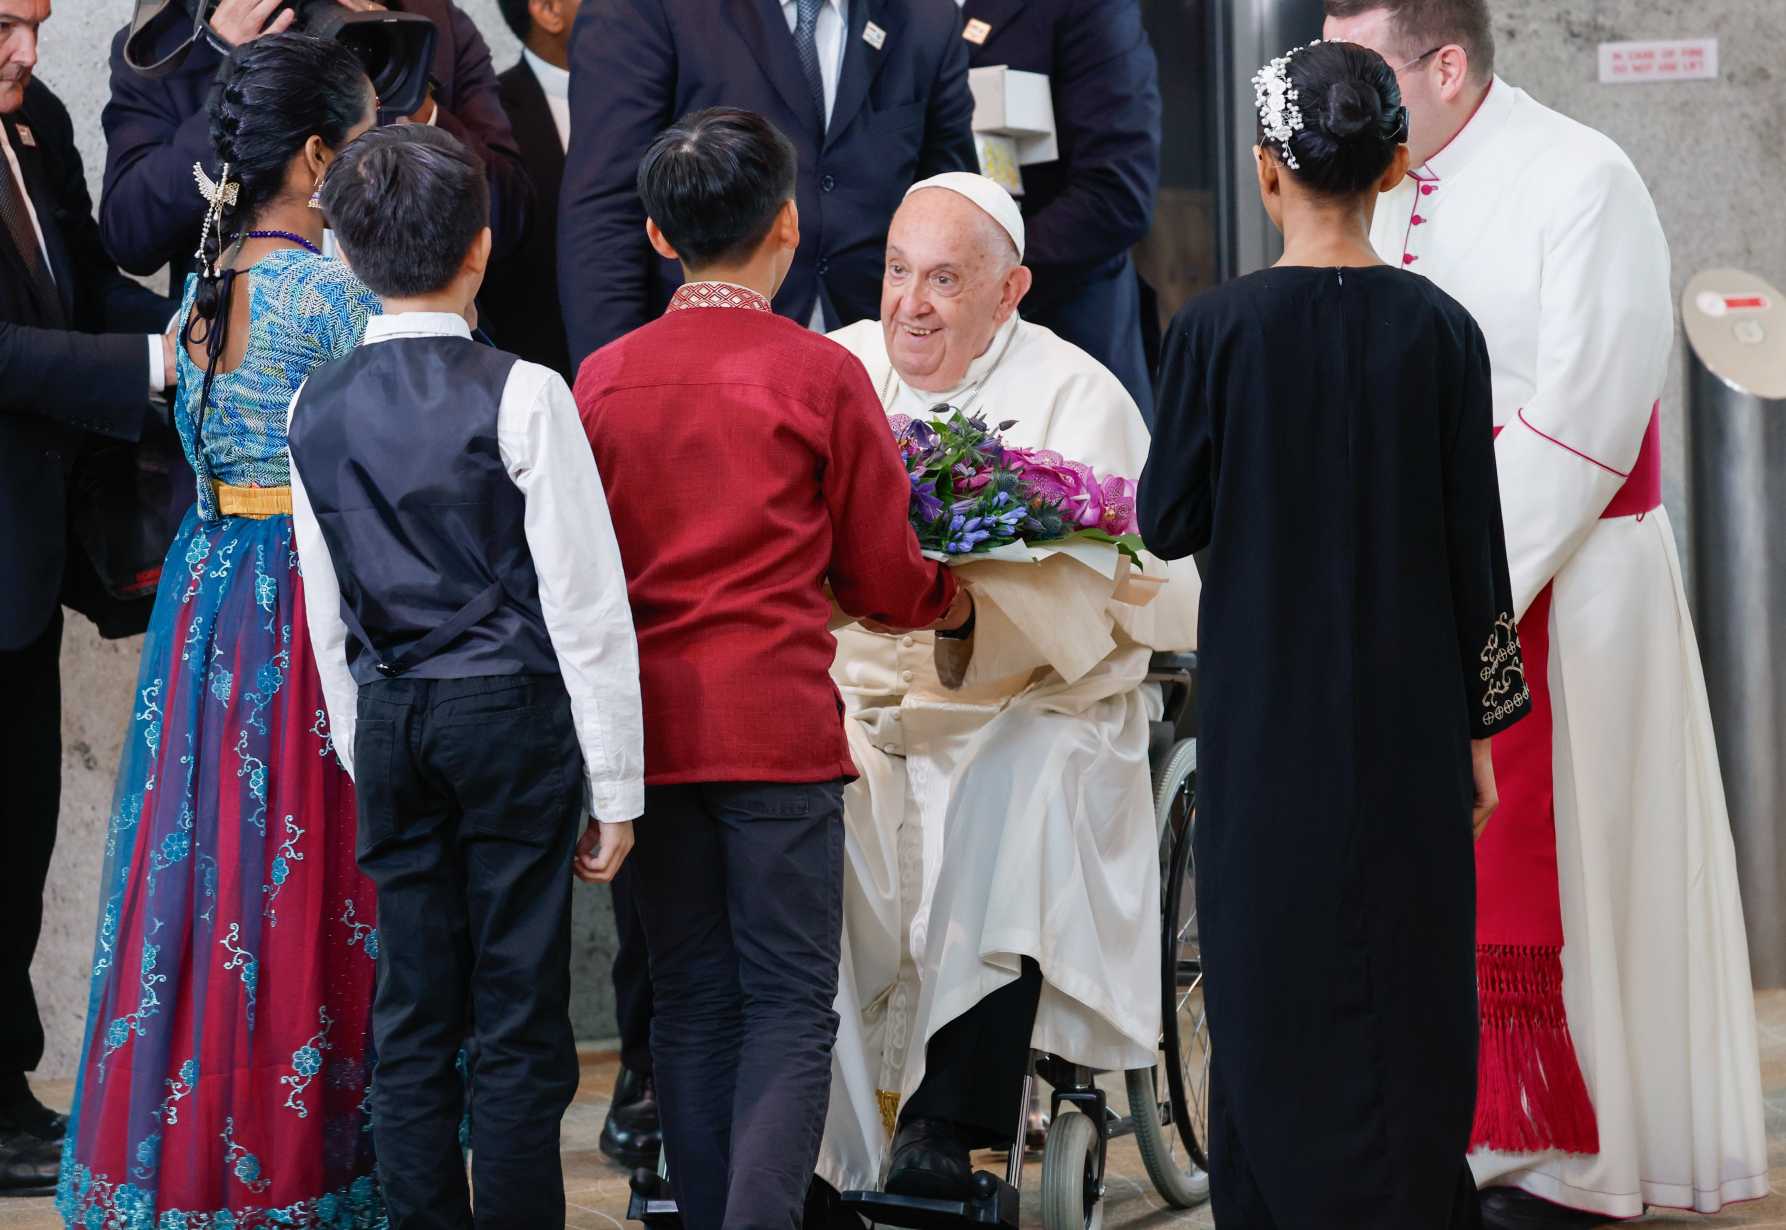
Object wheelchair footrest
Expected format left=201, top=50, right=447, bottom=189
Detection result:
left=839, top=1172, right=1019, bottom=1230
left=626, top=1169, right=685, bottom=1229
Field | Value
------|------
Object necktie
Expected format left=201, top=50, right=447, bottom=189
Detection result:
left=0, top=133, right=61, bottom=327
left=793, top=0, right=828, bottom=130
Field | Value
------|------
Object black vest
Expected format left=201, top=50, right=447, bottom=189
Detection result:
left=289, top=335, right=559, bottom=686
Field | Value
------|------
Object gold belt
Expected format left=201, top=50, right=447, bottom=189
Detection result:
left=215, top=483, right=293, bottom=518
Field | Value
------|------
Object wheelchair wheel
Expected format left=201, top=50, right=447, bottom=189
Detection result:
left=1123, top=1065, right=1210, bottom=1207
left=1156, top=741, right=1211, bottom=1171
left=1040, top=1111, right=1103, bottom=1230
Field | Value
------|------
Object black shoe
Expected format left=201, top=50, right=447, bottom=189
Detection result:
left=600, top=1067, right=661, bottom=1170
left=884, top=1118, right=974, bottom=1202
left=0, top=1090, right=68, bottom=1144
left=1479, top=1187, right=1615, bottom=1229
left=0, top=1130, right=59, bottom=1196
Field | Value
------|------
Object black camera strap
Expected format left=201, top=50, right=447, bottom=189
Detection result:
left=124, top=0, right=225, bottom=79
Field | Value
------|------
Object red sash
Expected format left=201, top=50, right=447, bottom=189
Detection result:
left=1472, top=404, right=1659, bottom=1154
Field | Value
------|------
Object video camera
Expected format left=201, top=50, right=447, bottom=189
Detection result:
left=124, top=0, right=438, bottom=122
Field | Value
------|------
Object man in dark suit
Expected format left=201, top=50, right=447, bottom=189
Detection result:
left=100, top=0, right=531, bottom=289
left=0, top=0, right=175, bottom=1196
left=483, top=0, right=578, bottom=380
left=489, top=0, right=664, bottom=1170
left=559, top=0, right=978, bottom=367
left=960, top=0, right=1160, bottom=410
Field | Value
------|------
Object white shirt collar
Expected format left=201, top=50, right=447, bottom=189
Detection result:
left=523, top=47, right=570, bottom=100
left=364, top=312, right=474, bottom=343
left=1418, top=76, right=1516, bottom=182
left=781, top=0, right=846, bottom=11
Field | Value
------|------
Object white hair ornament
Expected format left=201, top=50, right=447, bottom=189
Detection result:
left=1252, top=41, right=1323, bottom=171
left=192, top=162, right=241, bottom=278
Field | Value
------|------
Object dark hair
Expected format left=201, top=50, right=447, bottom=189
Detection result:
left=636, top=107, right=798, bottom=270
left=1262, top=41, right=1408, bottom=197
left=319, top=125, right=490, bottom=298
left=497, top=0, right=532, bottom=40
left=1324, top=0, right=1496, bottom=79
left=185, top=33, right=371, bottom=426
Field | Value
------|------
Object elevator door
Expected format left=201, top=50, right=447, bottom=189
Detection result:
left=1135, top=0, right=1327, bottom=334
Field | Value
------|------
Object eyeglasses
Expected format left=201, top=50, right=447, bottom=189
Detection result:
left=1395, top=45, right=1446, bottom=73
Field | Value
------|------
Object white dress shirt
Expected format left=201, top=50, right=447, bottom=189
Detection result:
left=523, top=47, right=572, bottom=152
left=288, top=311, right=647, bottom=822
left=780, top=0, right=849, bottom=127
left=1, top=120, right=167, bottom=392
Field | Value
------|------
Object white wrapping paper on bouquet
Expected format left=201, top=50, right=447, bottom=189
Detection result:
left=927, top=542, right=1195, bottom=691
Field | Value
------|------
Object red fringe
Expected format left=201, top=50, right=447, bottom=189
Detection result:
left=1471, top=944, right=1600, bottom=1155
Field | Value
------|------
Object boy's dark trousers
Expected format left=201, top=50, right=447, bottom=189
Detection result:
left=354, top=675, right=585, bottom=1230
left=629, top=781, right=847, bottom=1230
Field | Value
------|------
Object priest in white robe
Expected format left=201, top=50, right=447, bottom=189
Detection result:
left=1328, top=3, right=1768, bottom=1222
left=818, top=173, right=1198, bottom=1199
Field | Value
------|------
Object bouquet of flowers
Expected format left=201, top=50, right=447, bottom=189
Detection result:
left=893, top=409, right=1145, bottom=563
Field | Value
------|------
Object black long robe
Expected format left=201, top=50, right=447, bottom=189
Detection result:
left=1138, top=265, right=1529, bottom=1229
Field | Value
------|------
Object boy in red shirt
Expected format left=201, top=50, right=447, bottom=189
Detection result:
left=573, top=107, right=971, bottom=1230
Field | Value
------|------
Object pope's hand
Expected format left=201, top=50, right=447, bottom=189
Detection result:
left=574, top=818, right=634, bottom=883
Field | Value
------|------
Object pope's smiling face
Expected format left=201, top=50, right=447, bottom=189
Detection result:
left=880, top=189, right=1031, bottom=394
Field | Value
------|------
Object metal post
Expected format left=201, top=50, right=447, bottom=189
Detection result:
left=1682, top=269, right=1786, bottom=988
left=1007, top=1066, right=1033, bottom=1189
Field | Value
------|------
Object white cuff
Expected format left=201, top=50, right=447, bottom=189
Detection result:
left=147, top=334, right=169, bottom=393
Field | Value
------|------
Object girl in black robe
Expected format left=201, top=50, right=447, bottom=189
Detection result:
left=1138, top=41, right=1530, bottom=1230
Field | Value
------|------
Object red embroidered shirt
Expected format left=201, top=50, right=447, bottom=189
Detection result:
left=575, top=285, right=957, bottom=785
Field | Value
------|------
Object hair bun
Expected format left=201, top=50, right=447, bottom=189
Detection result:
left=1324, top=79, right=1384, bottom=141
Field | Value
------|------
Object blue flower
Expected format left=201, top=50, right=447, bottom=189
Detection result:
left=210, top=667, right=233, bottom=703
left=160, top=830, right=191, bottom=863
left=234, top=1152, right=262, bottom=1183
left=293, top=1045, right=322, bottom=1078
left=104, top=1019, right=129, bottom=1049
left=136, top=1134, right=160, bottom=1167
left=271, top=856, right=290, bottom=886
left=364, top=930, right=380, bottom=960
left=180, top=1058, right=199, bottom=1084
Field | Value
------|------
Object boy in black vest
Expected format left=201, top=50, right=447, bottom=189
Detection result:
left=287, top=124, right=645, bottom=1230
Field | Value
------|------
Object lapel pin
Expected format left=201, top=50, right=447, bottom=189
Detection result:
left=863, top=21, right=887, bottom=50
left=963, top=19, right=991, bottom=45
left=15, top=125, right=36, bottom=148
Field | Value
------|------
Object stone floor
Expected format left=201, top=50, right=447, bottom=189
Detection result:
left=7, top=991, right=1784, bottom=1228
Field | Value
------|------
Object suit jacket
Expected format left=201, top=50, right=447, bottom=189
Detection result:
left=559, top=0, right=978, bottom=368
left=482, top=59, right=571, bottom=380
left=961, top=0, right=1160, bottom=407
left=0, top=81, right=174, bottom=651
left=101, top=0, right=531, bottom=286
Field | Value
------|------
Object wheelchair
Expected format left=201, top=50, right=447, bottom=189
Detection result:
left=630, top=653, right=1209, bottom=1230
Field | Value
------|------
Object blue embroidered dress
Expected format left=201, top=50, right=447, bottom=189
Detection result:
left=58, top=250, right=387, bottom=1229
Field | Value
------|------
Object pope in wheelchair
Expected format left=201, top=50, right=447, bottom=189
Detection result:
left=817, top=174, right=1200, bottom=1210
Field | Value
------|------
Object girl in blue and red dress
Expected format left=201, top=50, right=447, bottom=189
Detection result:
left=58, top=35, right=386, bottom=1228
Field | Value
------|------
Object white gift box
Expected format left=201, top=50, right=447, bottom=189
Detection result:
left=968, top=66, right=1058, bottom=166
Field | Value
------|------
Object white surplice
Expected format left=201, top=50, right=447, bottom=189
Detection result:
left=1371, top=79, right=1767, bottom=1216
left=817, top=315, right=1199, bottom=1191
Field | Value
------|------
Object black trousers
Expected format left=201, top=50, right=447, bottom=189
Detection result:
left=0, top=612, right=61, bottom=1095
left=629, top=780, right=846, bottom=1230
left=900, top=958, right=1043, bottom=1148
left=610, top=862, right=654, bottom=1076
left=354, top=675, right=584, bottom=1230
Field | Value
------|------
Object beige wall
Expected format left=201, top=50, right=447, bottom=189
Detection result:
left=26, top=0, right=1785, bottom=1077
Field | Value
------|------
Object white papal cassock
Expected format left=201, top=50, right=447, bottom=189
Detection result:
left=815, top=314, right=1198, bottom=1192
left=1371, top=79, right=1767, bottom=1216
